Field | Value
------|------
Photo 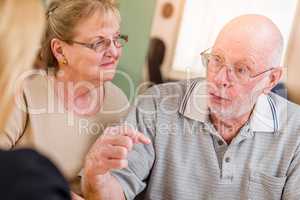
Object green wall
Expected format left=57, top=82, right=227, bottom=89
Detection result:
left=113, top=0, right=156, bottom=101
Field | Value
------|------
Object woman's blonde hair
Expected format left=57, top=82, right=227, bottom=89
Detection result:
left=0, top=0, right=45, bottom=128
left=41, top=0, right=121, bottom=71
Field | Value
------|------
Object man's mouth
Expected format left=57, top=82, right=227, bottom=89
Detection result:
left=209, top=92, right=231, bottom=102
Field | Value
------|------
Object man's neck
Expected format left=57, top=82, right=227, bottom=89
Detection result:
left=210, top=111, right=252, bottom=144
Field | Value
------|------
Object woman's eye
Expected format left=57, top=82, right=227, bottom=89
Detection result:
left=94, top=40, right=105, bottom=47
left=113, top=36, right=121, bottom=42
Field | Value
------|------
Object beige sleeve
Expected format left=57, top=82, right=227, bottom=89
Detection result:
left=0, top=93, right=28, bottom=149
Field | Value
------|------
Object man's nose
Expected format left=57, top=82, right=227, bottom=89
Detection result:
left=213, top=66, right=232, bottom=88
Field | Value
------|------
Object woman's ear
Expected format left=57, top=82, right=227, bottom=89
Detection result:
left=263, top=67, right=283, bottom=94
left=51, top=38, right=66, bottom=64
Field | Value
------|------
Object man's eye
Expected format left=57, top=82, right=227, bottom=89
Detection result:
left=235, top=65, right=249, bottom=74
left=209, top=55, right=223, bottom=66
left=211, top=55, right=224, bottom=64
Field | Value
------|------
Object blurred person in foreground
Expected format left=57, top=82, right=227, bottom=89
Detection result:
left=0, top=0, right=70, bottom=199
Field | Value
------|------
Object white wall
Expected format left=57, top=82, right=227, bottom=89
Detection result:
left=148, top=0, right=189, bottom=80
left=286, top=1, right=300, bottom=104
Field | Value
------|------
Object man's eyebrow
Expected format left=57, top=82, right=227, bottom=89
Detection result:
left=235, top=58, right=256, bottom=66
left=211, top=51, right=226, bottom=62
left=211, top=48, right=257, bottom=67
left=212, top=49, right=226, bottom=57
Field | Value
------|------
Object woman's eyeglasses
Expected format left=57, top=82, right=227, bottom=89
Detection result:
left=69, top=34, right=128, bottom=53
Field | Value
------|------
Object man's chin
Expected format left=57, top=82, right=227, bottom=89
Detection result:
left=209, top=107, right=236, bottom=119
left=209, top=104, right=253, bottom=120
left=209, top=103, right=240, bottom=118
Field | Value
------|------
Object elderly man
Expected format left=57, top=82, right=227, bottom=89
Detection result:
left=82, top=15, right=300, bottom=200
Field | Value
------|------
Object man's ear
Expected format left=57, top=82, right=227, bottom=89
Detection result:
left=51, top=38, right=66, bottom=63
left=263, top=67, right=283, bottom=94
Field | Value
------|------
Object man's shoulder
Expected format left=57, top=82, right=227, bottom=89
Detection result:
left=145, top=78, right=205, bottom=98
left=270, top=92, right=300, bottom=115
left=135, top=78, right=205, bottom=111
left=270, top=92, right=300, bottom=132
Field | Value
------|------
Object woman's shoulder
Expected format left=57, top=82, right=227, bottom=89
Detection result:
left=104, top=82, right=129, bottom=103
left=22, top=70, right=49, bottom=92
left=20, top=70, right=51, bottom=106
left=102, top=82, right=130, bottom=115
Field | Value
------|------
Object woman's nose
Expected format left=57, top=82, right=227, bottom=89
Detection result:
left=105, top=40, right=119, bottom=57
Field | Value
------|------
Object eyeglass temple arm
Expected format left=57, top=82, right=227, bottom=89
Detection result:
left=251, top=67, right=275, bottom=78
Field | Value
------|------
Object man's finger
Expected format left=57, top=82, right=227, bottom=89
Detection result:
left=133, top=132, right=152, bottom=144
left=101, top=145, right=128, bottom=160
left=103, top=135, right=133, bottom=150
left=120, top=129, right=151, bottom=144
left=106, top=158, right=128, bottom=170
left=105, top=126, right=151, bottom=145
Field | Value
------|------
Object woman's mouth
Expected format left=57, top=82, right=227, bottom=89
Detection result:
left=100, top=61, right=115, bottom=68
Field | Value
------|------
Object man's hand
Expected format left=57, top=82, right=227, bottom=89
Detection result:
left=82, top=126, right=151, bottom=199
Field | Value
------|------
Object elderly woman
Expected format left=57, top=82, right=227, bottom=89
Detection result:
left=0, top=0, right=129, bottom=195
left=0, top=0, right=70, bottom=199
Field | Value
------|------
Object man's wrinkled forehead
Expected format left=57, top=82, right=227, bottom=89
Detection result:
left=213, top=29, right=278, bottom=71
left=212, top=15, right=284, bottom=68
left=211, top=44, right=259, bottom=69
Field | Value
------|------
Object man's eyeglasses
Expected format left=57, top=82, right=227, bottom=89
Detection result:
left=200, top=48, right=274, bottom=83
left=69, top=34, right=128, bottom=53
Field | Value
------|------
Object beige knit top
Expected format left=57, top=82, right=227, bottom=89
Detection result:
left=0, top=73, right=129, bottom=183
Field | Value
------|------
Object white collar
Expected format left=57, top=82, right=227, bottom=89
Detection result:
left=179, top=79, right=279, bottom=133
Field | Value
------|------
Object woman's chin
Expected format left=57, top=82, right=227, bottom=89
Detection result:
left=87, top=68, right=116, bottom=82
left=103, top=75, right=115, bottom=82
left=99, top=63, right=117, bottom=70
left=90, top=74, right=116, bottom=84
